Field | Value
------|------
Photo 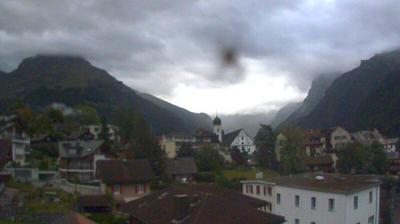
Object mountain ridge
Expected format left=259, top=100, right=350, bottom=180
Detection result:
left=0, top=55, right=212, bottom=134
left=295, top=49, right=400, bottom=136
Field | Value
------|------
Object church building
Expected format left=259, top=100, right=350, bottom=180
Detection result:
left=213, top=116, right=256, bottom=155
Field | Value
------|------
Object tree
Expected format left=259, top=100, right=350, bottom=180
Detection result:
left=177, top=143, right=194, bottom=157
left=47, top=108, right=64, bottom=123
left=279, top=125, right=306, bottom=174
left=76, top=104, right=100, bottom=125
left=194, top=144, right=225, bottom=172
left=337, top=142, right=389, bottom=175
left=230, top=146, right=247, bottom=166
left=15, top=105, right=35, bottom=136
left=254, top=124, right=277, bottom=170
left=99, top=116, right=112, bottom=155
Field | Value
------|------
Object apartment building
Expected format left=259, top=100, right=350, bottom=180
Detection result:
left=242, top=173, right=381, bottom=224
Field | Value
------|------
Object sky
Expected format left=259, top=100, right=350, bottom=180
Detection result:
left=1, top=0, right=400, bottom=115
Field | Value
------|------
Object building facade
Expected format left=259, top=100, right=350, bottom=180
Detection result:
left=242, top=174, right=381, bottom=224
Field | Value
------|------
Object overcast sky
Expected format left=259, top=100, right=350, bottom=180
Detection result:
left=1, top=0, right=400, bottom=115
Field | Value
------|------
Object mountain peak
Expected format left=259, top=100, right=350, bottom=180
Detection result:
left=17, top=54, right=91, bottom=70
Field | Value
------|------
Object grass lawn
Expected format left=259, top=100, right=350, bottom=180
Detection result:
left=223, top=168, right=278, bottom=180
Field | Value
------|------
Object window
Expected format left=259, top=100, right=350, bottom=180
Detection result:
left=113, top=184, right=121, bottom=194
left=354, top=196, right=358, bottom=209
left=256, top=185, right=260, bottom=195
left=137, top=184, right=144, bottom=193
left=368, top=216, right=374, bottom=224
left=277, top=193, right=281, bottom=205
left=295, top=218, right=299, bottom=224
left=263, top=186, right=266, bottom=196
left=295, top=195, right=300, bottom=207
left=311, top=197, right=316, bottom=210
left=268, top=186, right=272, bottom=196
left=329, top=198, right=334, bottom=211
left=369, top=191, right=373, bottom=203
left=250, top=185, right=253, bottom=194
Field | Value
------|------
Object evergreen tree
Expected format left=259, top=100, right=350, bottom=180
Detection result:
left=194, top=144, right=225, bottom=172
left=254, top=124, right=277, bottom=170
left=100, top=116, right=112, bottom=155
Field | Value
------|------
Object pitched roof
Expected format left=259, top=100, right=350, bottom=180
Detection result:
left=222, top=129, right=242, bottom=147
left=58, top=140, right=104, bottom=158
left=166, top=157, right=198, bottom=175
left=56, top=212, right=96, bottom=224
left=96, top=159, right=155, bottom=184
left=267, top=173, right=381, bottom=194
left=120, top=184, right=285, bottom=224
left=67, top=130, right=94, bottom=140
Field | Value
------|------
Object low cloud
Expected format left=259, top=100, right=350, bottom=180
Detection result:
left=1, top=0, right=399, bottom=112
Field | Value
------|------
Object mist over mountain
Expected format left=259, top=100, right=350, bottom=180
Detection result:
left=219, top=112, right=277, bottom=137
left=270, top=102, right=302, bottom=128
left=278, top=75, right=337, bottom=128
left=0, top=55, right=212, bottom=134
left=294, top=49, right=400, bottom=137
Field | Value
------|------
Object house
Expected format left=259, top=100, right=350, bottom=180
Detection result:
left=166, top=157, right=198, bottom=183
left=120, top=184, right=285, bottom=224
left=58, top=140, right=106, bottom=182
left=96, top=159, right=155, bottom=202
left=321, top=126, right=352, bottom=151
left=0, top=122, right=31, bottom=166
left=78, top=195, right=112, bottom=213
left=55, top=212, right=97, bottom=224
left=222, top=128, right=256, bottom=155
left=303, top=155, right=337, bottom=173
left=80, top=124, right=119, bottom=142
left=382, top=138, right=398, bottom=153
left=67, top=130, right=95, bottom=141
left=242, top=173, right=381, bottom=224
left=304, top=129, right=324, bottom=156
left=159, top=130, right=220, bottom=158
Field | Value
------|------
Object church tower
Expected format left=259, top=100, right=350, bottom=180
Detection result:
left=213, top=115, right=223, bottom=143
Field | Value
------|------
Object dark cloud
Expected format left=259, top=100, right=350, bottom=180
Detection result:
left=1, top=0, right=400, bottom=97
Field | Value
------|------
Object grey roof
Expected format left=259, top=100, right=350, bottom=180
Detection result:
left=264, top=173, right=382, bottom=194
left=59, top=140, right=104, bottom=158
left=222, top=129, right=242, bottom=147
left=351, top=130, right=384, bottom=145
left=166, top=157, right=198, bottom=175
left=96, top=159, right=154, bottom=184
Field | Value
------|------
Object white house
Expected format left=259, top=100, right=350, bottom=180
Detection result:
left=0, top=122, right=30, bottom=166
left=242, top=173, right=381, bottom=224
left=80, top=124, right=119, bottom=142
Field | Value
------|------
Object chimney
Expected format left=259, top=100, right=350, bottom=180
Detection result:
left=173, top=194, right=191, bottom=221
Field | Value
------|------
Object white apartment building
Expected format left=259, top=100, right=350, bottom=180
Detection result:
left=242, top=173, right=381, bottom=224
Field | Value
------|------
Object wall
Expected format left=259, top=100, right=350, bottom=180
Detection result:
left=231, top=130, right=256, bottom=154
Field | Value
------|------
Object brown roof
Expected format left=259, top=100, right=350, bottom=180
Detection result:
left=166, top=157, right=198, bottom=175
left=304, top=155, right=334, bottom=166
left=120, top=184, right=284, bottom=224
left=56, top=212, right=96, bottom=224
left=268, top=173, right=381, bottom=194
left=78, top=195, right=112, bottom=208
left=96, top=159, right=155, bottom=184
